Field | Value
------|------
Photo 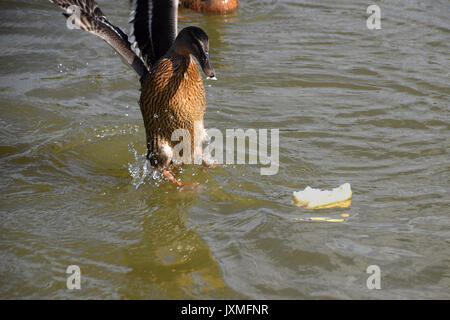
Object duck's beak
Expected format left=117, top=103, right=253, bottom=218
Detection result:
left=199, top=51, right=216, bottom=79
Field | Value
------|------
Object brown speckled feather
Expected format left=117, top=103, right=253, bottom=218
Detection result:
left=140, top=55, right=206, bottom=167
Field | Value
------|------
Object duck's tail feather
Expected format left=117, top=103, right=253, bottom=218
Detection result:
left=50, top=0, right=148, bottom=79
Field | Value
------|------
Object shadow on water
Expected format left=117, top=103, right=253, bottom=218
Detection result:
left=1, top=0, right=449, bottom=299
left=117, top=183, right=237, bottom=299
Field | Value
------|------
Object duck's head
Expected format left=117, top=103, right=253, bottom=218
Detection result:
left=173, top=26, right=215, bottom=79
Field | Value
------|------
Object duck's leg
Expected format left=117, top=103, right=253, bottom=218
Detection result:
left=151, top=139, right=202, bottom=188
left=199, top=150, right=218, bottom=168
left=202, top=157, right=217, bottom=168
left=162, top=168, right=183, bottom=187
left=194, top=145, right=217, bottom=168
left=150, top=139, right=192, bottom=188
left=162, top=168, right=202, bottom=190
left=147, top=138, right=182, bottom=187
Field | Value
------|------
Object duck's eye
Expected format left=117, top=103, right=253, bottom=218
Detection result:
left=193, top=42, right=202, bottom=52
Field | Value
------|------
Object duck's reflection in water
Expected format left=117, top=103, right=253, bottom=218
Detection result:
left=118, top=186, right=232, bottom=299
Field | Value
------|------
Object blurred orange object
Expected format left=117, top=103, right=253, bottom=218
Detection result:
left=180, top=0, right=238, bottom=14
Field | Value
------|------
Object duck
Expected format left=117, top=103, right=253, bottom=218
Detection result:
left=179, top=0, right=238, bottom=14
left=50, top=0, right=215, bottom=187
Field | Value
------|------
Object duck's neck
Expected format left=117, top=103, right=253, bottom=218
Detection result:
left=166, top=48, right=191, bottom=74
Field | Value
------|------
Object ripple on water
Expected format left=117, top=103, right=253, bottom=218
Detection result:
left=0, top=0, right=449, bottom=299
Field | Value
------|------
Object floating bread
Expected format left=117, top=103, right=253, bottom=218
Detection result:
left=295, top=217, right=344, bottom=223
left=293, top=183, right=352, bottom=209
left=295, top=213, right=350, bottom=223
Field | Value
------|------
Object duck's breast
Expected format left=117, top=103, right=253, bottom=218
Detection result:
left=140, top=58, right=206, bottom=142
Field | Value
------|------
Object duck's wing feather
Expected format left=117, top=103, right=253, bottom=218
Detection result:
left=130, top=0, right=178, bottom=69
left=50, top=0, right=148, bottom=79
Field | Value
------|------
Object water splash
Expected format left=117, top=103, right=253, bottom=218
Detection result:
left=127, top=143, right=161, bottom=189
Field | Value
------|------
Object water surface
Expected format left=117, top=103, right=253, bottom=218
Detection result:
left=0, top=0, right=449, bottom=299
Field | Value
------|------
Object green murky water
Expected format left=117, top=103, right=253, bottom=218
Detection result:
left=0, top=0, right=449, bottom=299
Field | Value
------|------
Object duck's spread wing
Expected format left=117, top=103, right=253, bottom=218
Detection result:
left=130, top=0, right=178, bottom=69
left=50, top=0, right=148, bottom=79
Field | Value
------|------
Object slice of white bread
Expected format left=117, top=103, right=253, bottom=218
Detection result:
left=293, top=183, right=352, bottom=209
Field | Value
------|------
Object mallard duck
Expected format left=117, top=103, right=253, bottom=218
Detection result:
left=179, top=0, right=238, bottom=14
left=50, top=0, right=215, bottom=187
